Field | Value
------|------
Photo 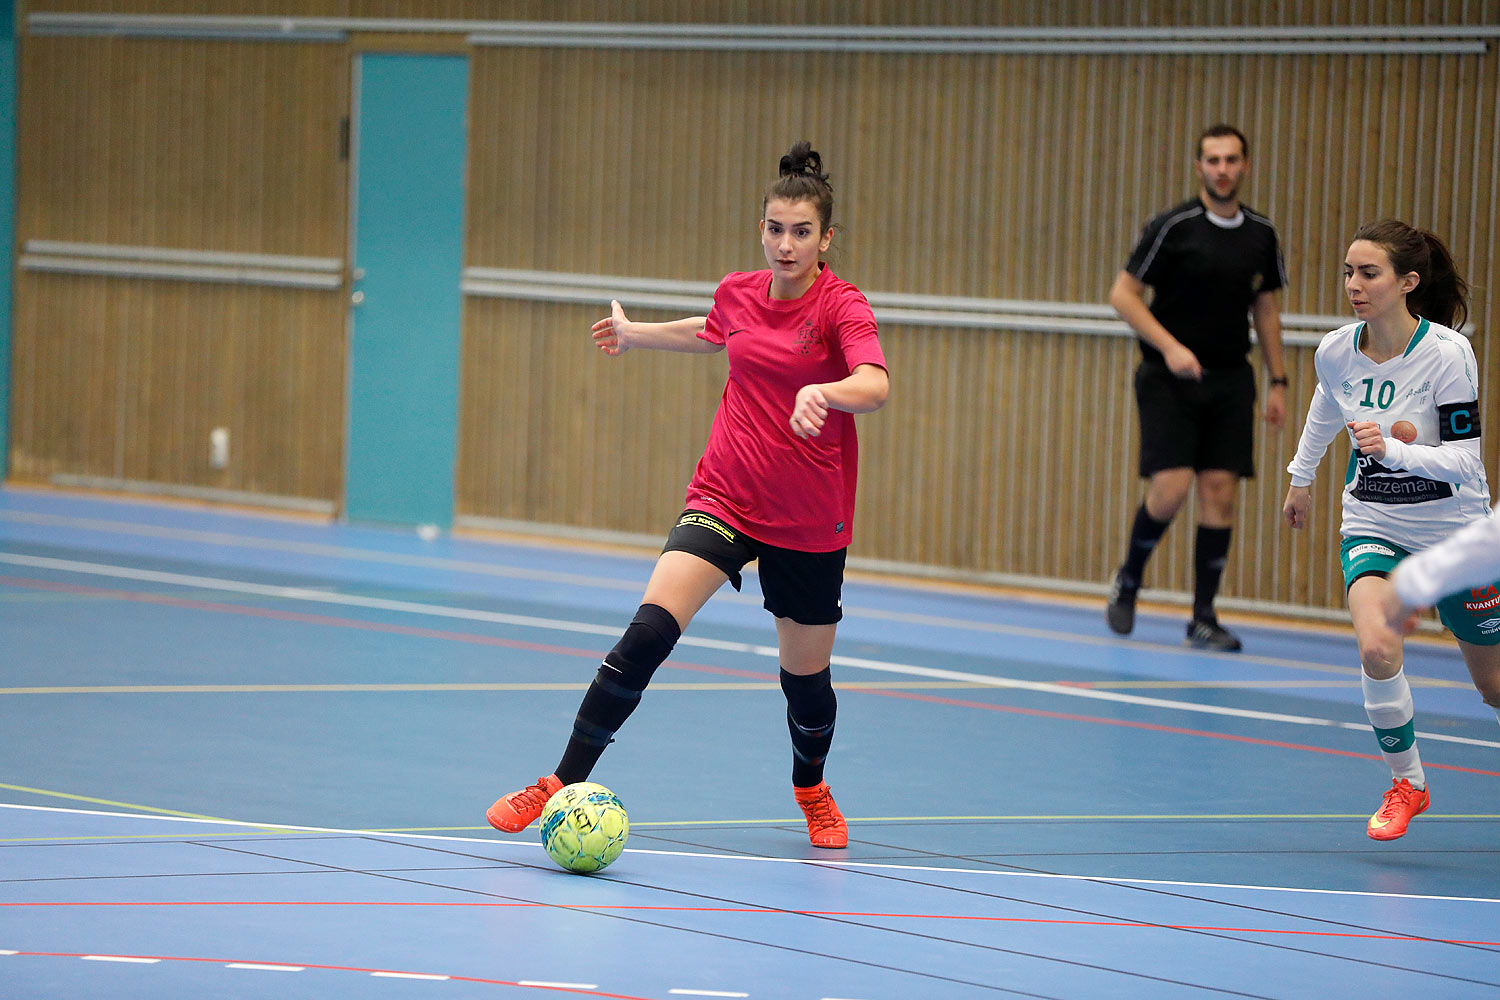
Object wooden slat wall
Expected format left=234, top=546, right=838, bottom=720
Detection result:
left=10, top=35, right=348, bottom=498
left=460, top=39, right=1499, bottom=615
left=12, top=276, right=346, bottom=496
left=10, top=0, right=1500, bottom=616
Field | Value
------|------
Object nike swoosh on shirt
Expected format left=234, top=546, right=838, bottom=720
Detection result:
left=726, top=328, right=748, bottom=337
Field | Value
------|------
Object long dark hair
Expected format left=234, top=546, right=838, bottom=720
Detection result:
left=1353, top=219, right=1470, bottom=331
left=762, top=141, right=834, bottom=235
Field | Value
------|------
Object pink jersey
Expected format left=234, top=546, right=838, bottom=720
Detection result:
left=685, top=265, right=885, bottom=552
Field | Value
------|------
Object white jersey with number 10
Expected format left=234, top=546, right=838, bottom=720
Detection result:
left=1286, top=318, right=1490, bottom=552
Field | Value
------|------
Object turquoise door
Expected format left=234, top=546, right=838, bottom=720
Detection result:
left=345, top=53, right=468, bottom=529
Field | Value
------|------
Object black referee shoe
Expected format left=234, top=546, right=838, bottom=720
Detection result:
left=1186, top=617, right=1242, bottom=652
left=1105, top=570, right=1138, bottom=635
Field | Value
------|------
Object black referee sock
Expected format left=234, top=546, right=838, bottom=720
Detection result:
left=1120, top=503, right=1172, bottom=586
left=555, top=604, right=681, bottom=784
left=1193, top=526, right=1233, bottom=623
left=781, top=666, right=837, bottom=789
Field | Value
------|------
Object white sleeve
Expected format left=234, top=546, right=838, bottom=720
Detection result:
left=1393, top=516, right=1500, bottom=607
left=1286, top=381, right=1345, bottom=486
left=1379, top=347, right=1485, bottom=483
left=1379, top=436, right=1486, bottom=485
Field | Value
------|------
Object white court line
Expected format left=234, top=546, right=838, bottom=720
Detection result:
left=519, top=981, right=599, bottom=989
left=3, top=801, right=1498, bottom=905
left=3, top=552, right=1496, bottom=750
left=5, top=561, right=1494, bottom=749
left=669, top=991, right=749, bottom=998
left=81, top=955, right=160, bottom=963
left=0, top=509, right=652, bottom=594
left=0, top=507, right=1447, bottom=652
left=373, top=971, right=452, bottom=980
left=225, top=962, right=304, bottom=971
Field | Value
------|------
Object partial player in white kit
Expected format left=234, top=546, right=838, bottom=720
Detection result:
left=1283, top=219, right=1498, bottom=841
left=1367, top=515, right=1500, bottom=639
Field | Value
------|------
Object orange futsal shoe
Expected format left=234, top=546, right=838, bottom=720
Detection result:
left=487, top=774, right=564, bottom=833
left=793, top=781, right=849, bottom=849
left=1367, top=778, right=1429, bottom=841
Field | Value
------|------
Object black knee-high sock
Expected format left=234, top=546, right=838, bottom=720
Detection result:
left=781, top=666, right=837, bottom=788
left=1193, top=525, right=1233, bottom=623
left=554, top=604, right=681, bottom=784
left=1120, top=503, right=1172, bottom=586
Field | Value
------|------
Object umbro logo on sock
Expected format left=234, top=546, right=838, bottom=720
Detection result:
left=1380, top=735, right=1405, bottom=748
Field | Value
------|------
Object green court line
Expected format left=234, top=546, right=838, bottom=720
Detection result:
left=0, top=681, right=992, bottom=695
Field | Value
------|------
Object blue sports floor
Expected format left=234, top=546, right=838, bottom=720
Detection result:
left=3, top=484, right=1499, bottom=998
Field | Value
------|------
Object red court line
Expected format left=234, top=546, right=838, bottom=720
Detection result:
left=857, top=687, right=1500, bottom=778
left=8, top=574, right=1498, bottom=775
left=2, top=950, right=649, bottom=995
left=4, top=903, right=1498, bottom=947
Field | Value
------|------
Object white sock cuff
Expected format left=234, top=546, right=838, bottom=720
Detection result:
left=1362, top=667, right=1414, bottom=728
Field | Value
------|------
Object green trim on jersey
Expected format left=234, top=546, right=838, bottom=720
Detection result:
left=1349, top=317, right=1431, bottom=359
left=1404, top=317, right=1431, bottom=357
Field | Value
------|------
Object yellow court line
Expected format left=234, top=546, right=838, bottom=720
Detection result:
left=0, top=783, right=232, bottom=820
left=0, top=784, right=289, bottom=831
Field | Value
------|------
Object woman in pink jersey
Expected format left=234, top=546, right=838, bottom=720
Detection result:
left=486, top=142, right=889, bottom=849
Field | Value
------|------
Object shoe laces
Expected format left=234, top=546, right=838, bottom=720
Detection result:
left=1377, top=780, right=1416, bottom=818
left=513, top=777, right=555, bottom=810
left=799, top=788, right=841, bottom=829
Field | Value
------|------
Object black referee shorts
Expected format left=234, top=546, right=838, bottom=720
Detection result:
left=661, top=509, right=846, bottom=626
left=1134, top=359, right=1256, bottom=478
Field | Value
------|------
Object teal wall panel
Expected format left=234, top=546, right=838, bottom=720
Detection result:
left=345, top=53, right=469, bottom=529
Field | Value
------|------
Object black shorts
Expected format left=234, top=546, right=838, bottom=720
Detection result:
left=1135, top=359, right=1256, bottom=478
left=661, top=510, right=846, bottom=626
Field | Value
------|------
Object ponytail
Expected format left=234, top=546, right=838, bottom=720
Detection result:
left=1412, top=232, right=1469, bottom=332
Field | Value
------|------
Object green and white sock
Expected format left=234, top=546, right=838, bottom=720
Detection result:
left=1362, top=667, right=1425, bottom=789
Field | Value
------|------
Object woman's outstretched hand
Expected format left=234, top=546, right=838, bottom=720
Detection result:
left=591, top=299, right=633, bottom=357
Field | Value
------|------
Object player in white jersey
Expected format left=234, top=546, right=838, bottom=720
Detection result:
left=1278, top=223, right=1500, bottom=839
left=1366, top=515, right=1500, bottom=638
left=1283, top=220, right=1496, bottom=841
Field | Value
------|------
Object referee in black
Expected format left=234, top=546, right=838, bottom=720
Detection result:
left=1105, top=123, right=1288, bottom=652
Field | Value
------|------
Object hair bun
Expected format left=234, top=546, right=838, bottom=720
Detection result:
left=779, top=140, right=827, bottom=183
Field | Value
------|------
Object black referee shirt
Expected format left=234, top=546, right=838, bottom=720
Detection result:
left=1124, top=198, right=1286, bottom=369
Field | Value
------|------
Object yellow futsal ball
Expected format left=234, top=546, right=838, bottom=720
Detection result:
left=538, top=781, right=629, bottom=873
